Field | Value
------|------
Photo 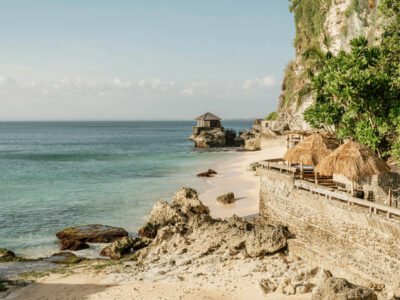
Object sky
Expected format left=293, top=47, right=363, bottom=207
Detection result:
left=0, top=0, right=295, bottom=121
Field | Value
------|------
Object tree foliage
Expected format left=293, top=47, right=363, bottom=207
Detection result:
left=304, top=32, right=400, bottom=158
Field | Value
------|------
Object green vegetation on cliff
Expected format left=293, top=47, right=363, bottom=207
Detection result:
left=304, top=0, right=400, bottom=160
left=265, top=111, right=277, bottom=121
left=289, top=0, right=331, bottom=51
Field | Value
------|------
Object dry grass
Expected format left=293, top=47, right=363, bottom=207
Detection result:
left=283, top=133, right=339, bottom=166
left=315, top=140, right=391, bottom=180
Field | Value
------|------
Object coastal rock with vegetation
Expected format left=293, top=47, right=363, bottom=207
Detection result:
left=276, top=0, right=385, bottom=131
left=189, top=128, right=239, bottom=148
left=56, top=224, right=128, bottom=250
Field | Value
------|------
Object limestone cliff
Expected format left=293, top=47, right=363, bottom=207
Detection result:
left=277, top=0, right=383, bottom=130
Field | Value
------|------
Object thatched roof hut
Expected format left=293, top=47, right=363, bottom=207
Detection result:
left=283, top=133, right=338, bottom=166
left=315, top=140, right=390, bottom=180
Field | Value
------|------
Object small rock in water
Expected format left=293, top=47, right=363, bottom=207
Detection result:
left=216, top=192, right=235, bottom=205
left=197, top=169, right=218, bottom=177
left=0, top=248, right=16, bottom=262
left=48, top=252, right=82, bottom=264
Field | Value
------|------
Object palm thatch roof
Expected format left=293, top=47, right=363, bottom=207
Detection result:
left=314, top=140, right=391, bottom=180
left=195, top=112, right=221, bottom=121
left=283, top=133, right=338, bottom=166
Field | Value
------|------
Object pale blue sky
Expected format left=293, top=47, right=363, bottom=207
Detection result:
left=0, top=1, right=295, bottom=120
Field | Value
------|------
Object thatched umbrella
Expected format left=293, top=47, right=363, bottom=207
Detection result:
left=283, top=133, right=338, bottom=180
left=315, top=140, right=391, bottom=194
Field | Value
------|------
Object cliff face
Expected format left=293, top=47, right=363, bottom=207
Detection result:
left=277, top=0, right=382, bottom=130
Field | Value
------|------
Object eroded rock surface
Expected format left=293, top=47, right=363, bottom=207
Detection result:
left=135, top=188, right=288, bottom=267
left=100, top=237, right=151, bottom=260
left=312, top=277, right=377, bottom=300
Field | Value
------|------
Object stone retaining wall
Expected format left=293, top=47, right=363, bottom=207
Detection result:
left=259, top=169, right=400, bottom=290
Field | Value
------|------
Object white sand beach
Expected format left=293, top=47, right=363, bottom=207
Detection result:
left=201, top=147, right=286, bottom=219
left=6, top=146, right=315, bottom=300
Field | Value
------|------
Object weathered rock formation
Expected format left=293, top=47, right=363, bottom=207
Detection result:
left=56, top=224, right=128, bottom=250
left=100, top=237, right=150, bottom=260
left=312, top=277, right=377, bottom=300
left=189, top=127, right=240, bottom=148
left=276, top=0, right=383, bottom=130
left=136, top=187, right=288, bottom=265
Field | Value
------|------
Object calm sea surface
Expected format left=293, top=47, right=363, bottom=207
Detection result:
left=0, top=121, right=252, bottom=257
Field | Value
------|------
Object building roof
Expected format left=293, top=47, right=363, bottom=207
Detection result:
left=283, top=133, right=339, bottom=166
left=195, top=112, right=222, bottom=121
left=315, top=140, right=391, bottom=180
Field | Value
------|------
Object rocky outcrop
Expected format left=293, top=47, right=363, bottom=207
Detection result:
left=189, top=128, right=241, bottom=148
left=197, top=169, right=217, bottom=177
left=135, top=188, right=288, bottom=267
left=100, top=237, right=151, bottom=260
left=100, top=237, right=135, bottom=260
left=216, top=192, right=235, bottom=205
left=138, top=187, right=210, bottom=238
left=56, top=224, right=128, bottom=250
left=312, top=277, right=377, bottom=300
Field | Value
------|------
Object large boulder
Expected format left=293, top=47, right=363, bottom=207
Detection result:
left=56, top=224, right=128, bottom=250
left=312, top=277, right=377, bottom=300
left=173, top=187, right=210, bottom=216
left=216, top=192, right=235, bottom=205
left=138, top=202, right=187, bottom=238
left=197, top=169, right=218, bottom=177
left=139, top=187, right=210, bottom=238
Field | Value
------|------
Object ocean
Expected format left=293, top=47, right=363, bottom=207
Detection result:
left=0, top=120, right=252, bottom=258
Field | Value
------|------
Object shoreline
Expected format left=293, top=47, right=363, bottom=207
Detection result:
left=3, top=147, right=303, bottom=300
left=200, top=147, right=286, bottom=219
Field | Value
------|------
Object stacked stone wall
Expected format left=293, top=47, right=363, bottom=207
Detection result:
left=259, top=169, right=400, bottom=290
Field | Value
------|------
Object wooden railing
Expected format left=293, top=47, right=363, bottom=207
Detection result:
left=260, top=159, right=298, bottom=175
left=294, top=180, right=400, bottom=219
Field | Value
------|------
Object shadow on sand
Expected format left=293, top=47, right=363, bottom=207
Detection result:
left=5, top=282, right=117, bottom=300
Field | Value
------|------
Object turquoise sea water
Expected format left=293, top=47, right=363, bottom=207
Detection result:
left=0, top=121, right=252, bottom=257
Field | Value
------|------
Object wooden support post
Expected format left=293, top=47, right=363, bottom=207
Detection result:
left=374, top=207, right=377, bottom=214
left=369, top=207, right=373, bottom=213
left=388, top=188, right=392, bottom=207
left=315, top=172, right=319, bottom=185
left=300, top=163, right=304, bottom=179
left=387, top=211, right=391, bottom=219
left=351, top=179, right=354, bottom=196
